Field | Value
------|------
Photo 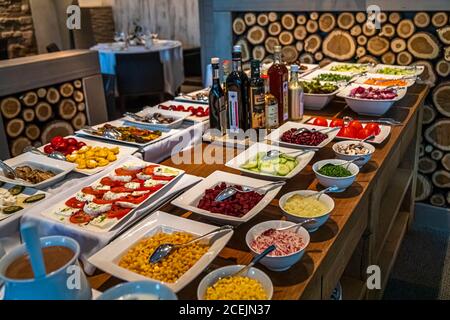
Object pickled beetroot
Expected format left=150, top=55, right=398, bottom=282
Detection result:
left=197, top=182, right=264, bottom=217
left=349, top=86, right=398, bottom=100
left=280, top=128, right=328, bottom=146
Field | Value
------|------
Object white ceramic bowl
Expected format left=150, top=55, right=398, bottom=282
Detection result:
left=197, top=265, right=273, bottom=300
left=332, top=141, right=375, bottom=167
left=278, top=190, right=335, bottom=232
left=245, top=220, right=310, bottom=271
left=312, top=159, right=359, bottom=192
left=304, top=91, right=339, bottom=110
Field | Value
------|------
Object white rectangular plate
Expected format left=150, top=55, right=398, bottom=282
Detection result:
left=157, top=101, right=209, bottom=122
left=171, top=170, right=282, bottom=225
left=88, top=211, right=233, bottom=292
left=265, top=122, right=340, bottom=149
left=123, top=107, right=190, bottom=129
left=75, top=120, right=177, bottom=147
left=336, top=83, right=407, bottom=102
left=174, top=88, right=210, bottom=105
left=301, top=69, right=354, bottom=83
left=0, top=152, right=75, bottom=189
left=42, top=159, right=184, bottom=233
left=0, top=182, right=49, bottom=222
left=372, top=64, right=424, bottom=76
left=307, top=118, right=391, bottom=144
left=39, top=136, right=138, bottom=176
left=225, top=142, right=315, bottom=180
left=321, top=62, right=372, bottom=74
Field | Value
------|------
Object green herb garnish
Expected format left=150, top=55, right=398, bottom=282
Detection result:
left=318, top=164, right=352, bottom=177
left=313, top=73, right=352, bottom=82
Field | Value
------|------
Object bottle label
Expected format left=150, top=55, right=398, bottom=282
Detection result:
left=219, top=96, right=227, bottom=134
left=267, top=103, right=279, bottom=128
left=282, top=81, right=289, bottom=121
left=228, top=91, right=239, bottom=133
left=250, top=87, right=265, bottom=129
left=289, top=88, right=304, bottom=120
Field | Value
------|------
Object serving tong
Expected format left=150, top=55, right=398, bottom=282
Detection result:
left=82, top=126, right=122, bottom=140
left=214, top=181, right=286, bottom=202
left=124, top=112, right=166, bottom=124
left=342, top=116, right=402, bottom=126
left=263, top=149, right=315, bottom=161
left=292, top=126, right=340, bottom=137
left=23, top=146, right=67, bottom=162
left=0, top=160, right=18, bottom=180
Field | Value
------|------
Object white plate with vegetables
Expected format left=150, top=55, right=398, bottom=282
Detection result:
left=225, top=142, right=315, bottom=181
left=0, top=182, right=48, bottom=221
left=372, top=64, right=424, bottom=76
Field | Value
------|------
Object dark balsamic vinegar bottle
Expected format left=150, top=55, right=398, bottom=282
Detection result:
left=268, top=45, right=289, bottom=125
left=208, top=57, right=227, bottom=136
left=225, top=45, right=250, bottom=134
left=249, top=59, right=266, bottom=130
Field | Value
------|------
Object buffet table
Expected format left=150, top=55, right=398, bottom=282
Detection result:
left=86, top=84, right=428, bottom=299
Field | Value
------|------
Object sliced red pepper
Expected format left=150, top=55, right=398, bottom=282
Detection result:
left=92, top=198, right=115, bottom=205
left=106, top=205, right=132, bottom=220
left=69, top=211, right=92, bottom=224
left=117, top=193, right=150, bottom=204
left=137, top=184, right=164, bottom=192
left=100, top=177, right=122, bottom=187
left=81, top=186, right=106, bottom=197
left=65, top=197, right=85, bottom=209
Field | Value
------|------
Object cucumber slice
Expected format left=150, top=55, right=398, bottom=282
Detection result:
left=286, top=160, right=296, bottom=171
left=3, top=206, right=23, bottom=215
left=281, top=154, right=297, bottom=162
left=279, top=157, right=287, bottom=164
left=9, top=185, right=25, bottom=196
left=276, top=163, right=291, bottom=176
left=24, top=193, right=46, bottom=203
left=241, top=160, right=258, bottom=169
left=260, top=162, right=276, bottom=174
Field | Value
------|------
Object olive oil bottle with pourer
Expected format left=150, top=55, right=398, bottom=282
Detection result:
left=226, top=45, right=250, bottom=134
left=288, top=64, right=304, bottom=121
left=208, top=57, right=227, bottom=136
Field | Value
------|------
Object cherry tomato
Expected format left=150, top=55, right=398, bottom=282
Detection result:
left=204, top=108, right=210, bottom=116
left=50, top=136, right=64, bottom=148
left=365, top=123, right=381, bottom=136
left=66, top=145, right=77, bottom=155
left=65, top=197, right=85, bottom=209
left=187, top=106, right=196, bottom=113
left=158, top=104, right=169, bottom=110
left=77, top=141, right=87, bottom=148
left=176, top=105, right=186, bottom=112
left=69, top=211, right=92, bottom=224
left=330, top=119, right=344, bottom=127
left=66, top=138, right=78, bottom=146
left=357, top=128, right=373, bottom=139
left=107, top=206, right=132, bottom=220
left=196, top=110, right=205, bottom=117
left=43, top=145, right=54, bottom=154
left=313, top=117, right=328, bottom=127
left=56, top=141, right=68, bottom=152
left=169, top=105, right=177, bottom=111
left=348, top=120, right=363, bottom=132
left=197, top=106, right=204, bottom=112
left=338, top=126, right=357, bottom=138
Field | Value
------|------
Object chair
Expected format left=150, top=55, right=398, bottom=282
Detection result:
left=115, top=51, right=165, bottom=113
left=46, top=43, right=61, bottom=53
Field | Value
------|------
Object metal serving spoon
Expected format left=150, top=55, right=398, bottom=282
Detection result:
left=228, top=245, right=276, bottom=279
left=0, top=160, right=17, bottom=179
left=274, top=219, right=317, bottom=232
left=342, top=116, right=402, bottom=126
left=149, top=225, right=234, bottom=263
left=24, top=146, right=67, bottom=161
left=303, top=185, right=340, bottom=199
left=263, top=149, right=316, bottom=161
left=215, top=181, right=286, bottom=202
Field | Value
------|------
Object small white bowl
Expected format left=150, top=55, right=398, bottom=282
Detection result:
left=245, top=220, right=310, bottom=271
left=197, top=265, right=273, bottom=300
left=313, top=159, right=359, bottom=192
left=332, top=141, right=375, bottom=167
left=279, top=190, right=335, bottom=232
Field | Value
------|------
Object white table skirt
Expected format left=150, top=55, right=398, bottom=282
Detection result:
left=91, top=40, right=185, bottom=96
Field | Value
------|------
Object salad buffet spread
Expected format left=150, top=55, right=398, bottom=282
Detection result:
left=0, top=60, right=424, bottom=301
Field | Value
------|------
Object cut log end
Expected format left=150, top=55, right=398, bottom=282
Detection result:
left=1, top=97, right=21, bottom=119
left=432, top=12, right=448, bottom=28
left=430, top=193, right=446, bottom=207
left=304, top=34, right=322, bottom=54
left=367, top=36, right=390, bottom=56
left=247, top=26, right=266, bottom=45
left=257, top=14, right=269, bottom=27
left=264, top=37, right=280, bottom=54
left=6, top=118, right=25, bottom=138
left=60, top=83, right=75, bottom=98
left=322, top=30, right=356, bottom=61
left=436, top=60, right=450, bottom=78
left=25, top=124, right=40, bottom=141
left=10, top=137, right=32, bottom=157
left=418, top=156, right=437, bottom=174
left=422, top=104, right=436, bottom=125
left=40, top=120, right=74, bottom=145
left=306, top=20, right=319, bottom=34
left=233, top=17, right=246, bottom=35
left=414, top=12, right=431, bottom=28
left=425, top=118, right=450, bottom=151
left=72, top=112, right=87, bottom=130
left=397, top=51, right=413, bottom=66
left=281, top=13, right=296, bottom=30
left=415, top=173, right=432, bottom=202
left=432, top=82, right=450, bottom=117
left=281, top=45, right=298, bottom=63
left=412, top=61, right=437, bottom=87
left=319, top=13, right=336, bottom=33
left=22, top=91, right=38, bottom=107
left=407, top=32, right=440, bottom=60
left=397, top=19, right=416, bottom=39
left=268, top=22, right=282, bottom=36
left=337, top=12, right=355, bottom=30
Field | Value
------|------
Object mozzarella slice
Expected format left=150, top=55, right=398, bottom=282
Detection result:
left=90, top=216, right=117, bottom=229
left=136, top=172, right=152, bottom=180
left=110, top=175, right=132, bottom=182
left=54, top=207, right=79, bottom=217
left=124, top=182, right=141, bottom=190
left=121, top=162, right=146, bottom=171
left=103, top=191, right=130, bottom=201
left=153, top=167, right=179, bottom=177
left=131, top=190, right=150, bottom=197
left=75, top=192, right=95, bottom=203
left=83, top=202, right=112, bottom=216
left=143, top=179, right=167, bottom=188
left=116, top=201, right=139, bottom=208
left=92, top=183, right=111, bottom=191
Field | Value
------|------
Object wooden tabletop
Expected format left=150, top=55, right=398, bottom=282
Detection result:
left=89, top=84, right=429, bottom=299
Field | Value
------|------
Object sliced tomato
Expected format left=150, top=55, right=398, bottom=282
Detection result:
left=110, top=186, right=134, bottom=193
left=92, top=198, right=115, bottom=205
left=137, top=184, right=164, bottom=192
left=81, top=186, right=105, bottom=197
left=313, top=117, right=328, bottom=127
left=338, top=126, right=357, bottom=138
left=115, top=168, right=141, bottom=177
left=365, top=123, right=381, bottom=136
left=330, top=119, right=344, bottom=127
left=142, top=165, right=159, bottom=176
left=69, top=211, right=92, bottom=224
left=348, top=120, right=363, bottom=132
left=65, top=197, right=85, bottom=209
left=100, top=177, right=120, bottom=187
left=107, top=206, right=132, bottom=220
left=151, top=175, right=174, bottom=181
left=118, top=193, right=150, bottom=204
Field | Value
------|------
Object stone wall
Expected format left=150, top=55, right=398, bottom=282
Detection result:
left=0, top=0, right=36, bottom=58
